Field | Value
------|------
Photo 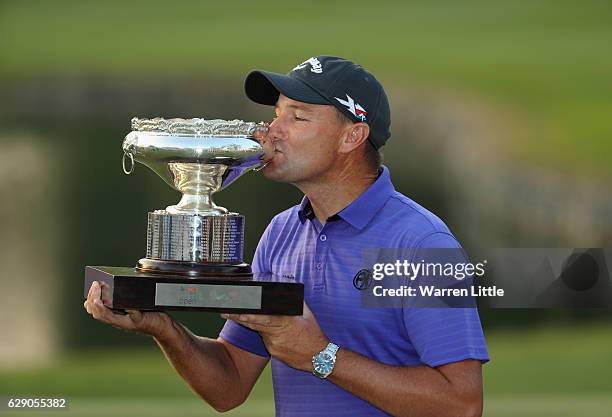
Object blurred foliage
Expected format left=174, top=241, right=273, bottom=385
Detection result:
left=1, top=0, right=611, bottom=175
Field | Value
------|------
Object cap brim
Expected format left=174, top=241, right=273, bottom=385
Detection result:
left=244, top=70, right=330, bottom=106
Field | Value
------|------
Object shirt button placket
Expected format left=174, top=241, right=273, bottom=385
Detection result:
left=313, top=231, right=329, bottom=291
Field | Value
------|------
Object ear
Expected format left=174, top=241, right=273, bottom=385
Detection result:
left=338, top=123, right=370, bottom=154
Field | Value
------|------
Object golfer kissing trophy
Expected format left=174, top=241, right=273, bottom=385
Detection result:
left=84, top=117, right=303, bottom=315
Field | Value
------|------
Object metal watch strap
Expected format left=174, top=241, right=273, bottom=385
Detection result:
left=326, top=342, right=339, bottom=356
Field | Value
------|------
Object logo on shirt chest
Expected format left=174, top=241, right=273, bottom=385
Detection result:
left=281, top=273, right=296, bottom=280
left=353, top=269, right=373, bottom=290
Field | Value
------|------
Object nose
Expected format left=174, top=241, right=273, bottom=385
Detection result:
left=267, top=116, right=287, bottom=142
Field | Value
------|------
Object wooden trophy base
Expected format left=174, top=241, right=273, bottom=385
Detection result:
left=84, top=265, right=304, bottom=315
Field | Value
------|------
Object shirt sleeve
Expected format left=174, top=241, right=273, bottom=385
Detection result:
left=402, top=232, right=490, bottom=367
left=218, top=221, right=273, bottom=358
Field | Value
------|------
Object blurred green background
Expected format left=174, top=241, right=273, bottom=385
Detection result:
left=1, top=0, right=611, bottom=416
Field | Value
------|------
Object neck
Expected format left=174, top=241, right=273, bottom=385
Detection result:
left=295, top=161, right=379, bottom=224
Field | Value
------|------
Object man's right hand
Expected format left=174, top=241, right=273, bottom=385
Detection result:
left=83, top=280, right=172, bottom=338
left=83, top=280, right=268, bottom=412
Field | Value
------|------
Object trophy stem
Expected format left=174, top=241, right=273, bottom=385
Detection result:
left=164, top=163, right=230, bottom=215
left=167, top=192, right=229, bottom=215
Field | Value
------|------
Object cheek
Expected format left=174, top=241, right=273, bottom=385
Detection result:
left=282, top=123, right=340, bottom=164
left=311, top=132, right=339, bottom=158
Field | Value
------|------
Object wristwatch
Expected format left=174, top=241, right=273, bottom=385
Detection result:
left=312, top=342, right=340, bottom=379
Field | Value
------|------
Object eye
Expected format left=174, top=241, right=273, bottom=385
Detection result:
left=294, top=115, right=309, bottom=122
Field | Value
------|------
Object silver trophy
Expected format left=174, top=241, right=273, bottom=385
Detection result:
left=84, top=117, right=303, bottom=315
left=124, top=117, right=268, bottom=277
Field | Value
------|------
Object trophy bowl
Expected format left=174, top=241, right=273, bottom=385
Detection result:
left=123, top=117, right=269, bottom=215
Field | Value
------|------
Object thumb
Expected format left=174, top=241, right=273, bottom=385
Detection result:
left=302, top=302, right=314, bottom=318
left=126, top=309, right=143, bottom=323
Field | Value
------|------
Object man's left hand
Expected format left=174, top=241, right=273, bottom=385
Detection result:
left=222, top=303, right=329, bottom=371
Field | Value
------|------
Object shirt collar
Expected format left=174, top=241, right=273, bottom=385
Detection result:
left=297, top=165, right=395, bottom=230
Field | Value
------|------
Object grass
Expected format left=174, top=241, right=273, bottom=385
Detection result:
left=484, top=395, right=612, bottom=417
left=1, top=324, right=611, bottom=416
left=2, top=396, right=612, bottom=417
left=484, top=324, right=612, bottom=395
left=0, top=0, right=611, bottom=176
left=0, top=398, right=273, bottom=417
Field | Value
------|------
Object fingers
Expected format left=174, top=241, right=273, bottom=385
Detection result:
left=87, top=280, right=101, bottom=303
left=221, top=313, right=283, bottom=332
left=91, top=299, right=135, bottom=329
left=302, top=302, right=312, bottom=317
left=84, top=280, right=101, bottom=314
left=126, top=309, right=143, bottom=323
left=83, top=281, right=135, bottom=330
left=99, top=281, right=112, bottom=304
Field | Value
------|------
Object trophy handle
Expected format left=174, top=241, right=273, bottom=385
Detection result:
left=122, top=151, right=134, bottom=175
left=252, top=161, right=270, bottom=172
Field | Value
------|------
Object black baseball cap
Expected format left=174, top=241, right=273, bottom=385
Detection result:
left=244, top=55, right=391, bottom=149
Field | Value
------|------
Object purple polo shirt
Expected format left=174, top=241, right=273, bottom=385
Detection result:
left=220, top=166, right=489, bottom=417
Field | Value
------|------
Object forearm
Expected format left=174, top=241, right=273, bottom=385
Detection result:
left=153, top=318, right=244, bottom=412
left=328, top=349, right=482, bottom=417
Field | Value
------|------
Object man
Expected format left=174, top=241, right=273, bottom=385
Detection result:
left=85, top=55, right=489, bottom=417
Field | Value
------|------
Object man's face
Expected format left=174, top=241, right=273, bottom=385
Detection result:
left=260, top=94, right=348, bottom=184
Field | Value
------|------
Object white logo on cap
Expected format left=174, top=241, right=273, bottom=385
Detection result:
left=335, top=94, right=367, bottom=121
left=293, top=57, right=323, bottom=74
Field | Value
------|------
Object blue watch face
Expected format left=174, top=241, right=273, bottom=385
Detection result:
left=314, top=353, right=334, bottom=375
